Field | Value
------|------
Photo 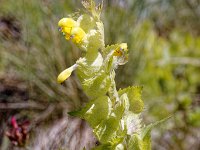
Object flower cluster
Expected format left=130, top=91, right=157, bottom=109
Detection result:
left=5, top=117, right=30, bottom=146
left=58, top=18, right=86, bottom=44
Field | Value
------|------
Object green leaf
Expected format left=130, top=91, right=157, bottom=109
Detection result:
left=115, top=144, right=125, bottom=150
left=141, top=116, right=171, bottom=140
left=127, top=134, right=151, bottom=150
left=118, top=86, right=144, bottom=114
left=82, top=71, right=111, bottom=98
left=101, top=44, right=119, bottom=72
left=94, top=116, right=120, bottom=143
left=114, top=93, right=130, bottom=120
left=76, top=57, right=101, bottom=81
left=77, top=14, right=96, bottom=33
left=85, top=31, right=104, bottom=63
left=106, top=56, right=114, bottom=73
left=142, top=132, right=151, bottom=150
left=92, top=143, right=112, bottom=150
left=127, top=134, right=141, bottom=150
left=84, top=21, right=105, bottom=63
left=96, top=22, right=105, bottom=47
left=103, top=44, right=119, bottom=58
left=81, top=0, right=102, bottom=20
left=92, top=143, right=125, bottom=150
left=68, top=96, right=112, bottom=128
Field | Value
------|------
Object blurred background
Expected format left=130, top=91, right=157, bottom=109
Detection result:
left=0, top=0, right=200, bottom=149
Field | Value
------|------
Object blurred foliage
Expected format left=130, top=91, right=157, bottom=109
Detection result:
left=0, top=0, right=200, bottom=150
left=0, top=0, right=87, bottom=107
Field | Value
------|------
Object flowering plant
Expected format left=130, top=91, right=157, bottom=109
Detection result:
left=57, top=0, right=167, bottom=149
left=5, top=117, right=29, bottom=146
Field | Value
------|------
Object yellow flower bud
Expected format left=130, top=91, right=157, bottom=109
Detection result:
left=113, top=43, right=128, bottom=56
left=120, top=43, right=128, bottom=51
left=70, top=27, right=86, bottom=44
left=57, top=64, right=77, bottom=84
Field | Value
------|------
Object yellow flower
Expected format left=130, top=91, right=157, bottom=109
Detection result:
left=70, top=27, right=86, bottom=44
left=113, top=43, right=128, bottom=56
left=58, top=18, right=86, bottom=44
left=57, top=64, right=77, bottom=84
left=58, top=18, right=78, bottom=39
left=58, top=18, right=77, bottom=28
left=62, top=27, right=71, bottom=33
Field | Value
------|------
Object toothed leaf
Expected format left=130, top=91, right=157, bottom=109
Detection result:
left=86, top=30, right=104, bottom=63
left=119, top=86, right=144, bottom=114
left=103, top=44, right=119, bottom=57
left=68, top=96, right=112, bottom=128
left=76, top=57, right=101, bottom=81
left=96, top=22, right=105, bottom=47
left=94, top=116, right=120, bottom=144
left=114, top=93, right=130, bottom=120
left=77, top=14, right=96, bottom=33
left=127, top=134, right=151, bottom=150
left=82, top=71, right=111, bottom=98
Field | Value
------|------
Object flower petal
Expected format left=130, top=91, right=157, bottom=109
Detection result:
left=58, top=18, right=77, bottom=28
left=70, top=27, right=86, bottom=43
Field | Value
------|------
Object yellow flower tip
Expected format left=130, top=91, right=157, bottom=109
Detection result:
left=70, top=27, right=86, bottom=44
left=113, top=43, right=128, bottom=56
left=113, top=48, right=123, bottom=56
left=57, top=64, right=77, bottom=84
left=57, top=69, right=72, bottom=84
left=58, top=18, right=77, bottom=28
left=119, top=43, right=128, bottom=51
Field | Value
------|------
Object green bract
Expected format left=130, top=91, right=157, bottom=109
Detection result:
left=57, top=0, right=169, bottom=149
left=69, top=96, right=112, bottom=127
left=82, top=71, right=111, bottom=98
left=118, top=86, right=144, bottom=114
